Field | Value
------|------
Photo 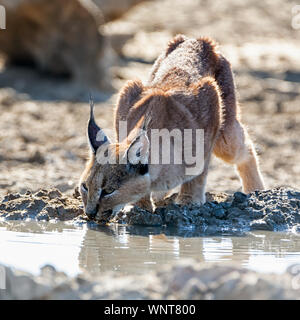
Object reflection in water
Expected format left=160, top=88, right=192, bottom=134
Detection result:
left=202, top=238, right=233, bottom=262
left=0, top=221, right=300, bottom=276
left=78, top=223, right=300, bottom=276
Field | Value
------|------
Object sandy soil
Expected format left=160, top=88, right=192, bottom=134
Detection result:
left=0, top=0, right=299, bottom=199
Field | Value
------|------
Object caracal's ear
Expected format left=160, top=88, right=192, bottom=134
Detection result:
left=117, top=79, right=144, bottom=111
left=125, top=121, right=150, bottom=166
left=87, top=93, right=110, bottom=154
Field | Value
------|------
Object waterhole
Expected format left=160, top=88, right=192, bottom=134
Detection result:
left=0, top=221, right=299, bottom=276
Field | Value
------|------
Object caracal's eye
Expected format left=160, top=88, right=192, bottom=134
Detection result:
left=81, top=183, right=88, bottom=193
left=101, top=188, right=115, bottom=198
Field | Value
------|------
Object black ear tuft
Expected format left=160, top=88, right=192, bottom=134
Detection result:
left=139, top=164, right=148, bottom=175
left=126, top=163, right=148, bottom=176
left=87, top=93, right=109, bottom=153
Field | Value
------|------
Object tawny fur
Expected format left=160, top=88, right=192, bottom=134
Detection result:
left=79, top=35, right=265, bottom=218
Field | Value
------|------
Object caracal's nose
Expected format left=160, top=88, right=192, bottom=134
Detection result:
left=85, top=204, right=99, bottom=220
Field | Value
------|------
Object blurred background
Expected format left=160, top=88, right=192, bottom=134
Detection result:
left=0, top=0, right=299, bottom=198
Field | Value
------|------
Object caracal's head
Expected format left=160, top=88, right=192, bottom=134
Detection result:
left=79, top=98, right=150, bottom=221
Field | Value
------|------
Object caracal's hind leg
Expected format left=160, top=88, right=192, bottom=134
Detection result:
left=214, top=54, right=265, bottom=193
left=214, top=120, right=265, bottom=193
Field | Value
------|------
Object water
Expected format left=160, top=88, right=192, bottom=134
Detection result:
left=0, top=221, right=300, bottom=277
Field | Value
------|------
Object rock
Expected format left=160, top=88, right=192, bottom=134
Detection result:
left=34, top=189, right=48, bottom=198
left=213, top=207, right=226, bottom=219
left=48, top=189, right=62, bottom=200
left=0, top=260, right=299, bottom=299
left=0, top=188, right=84, bottom=221
left=36, top=212, right=49, bottom=221
left=227, top=207, right=245, bottom=218
left=122, top=206, right=163, bottom=226
left=0, top=0, right=113, bottom=88
left=233, top=191, right=248, bottom=203
left=2, top=193, right=22, bottom=203
left=250, top=219, right=273, bottom=231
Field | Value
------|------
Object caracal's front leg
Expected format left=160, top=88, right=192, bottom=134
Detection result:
left=175, top=165, right=209, bottom=205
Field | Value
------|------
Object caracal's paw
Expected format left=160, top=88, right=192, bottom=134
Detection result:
left=175, top=193, right=206, bottom=206
left=135, top=196, right=153, bottom=212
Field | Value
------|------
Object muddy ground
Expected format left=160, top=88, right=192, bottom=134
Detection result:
left=0, top=0, right=300, bottom=199
left=1, top=187, right=299, bottom=235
